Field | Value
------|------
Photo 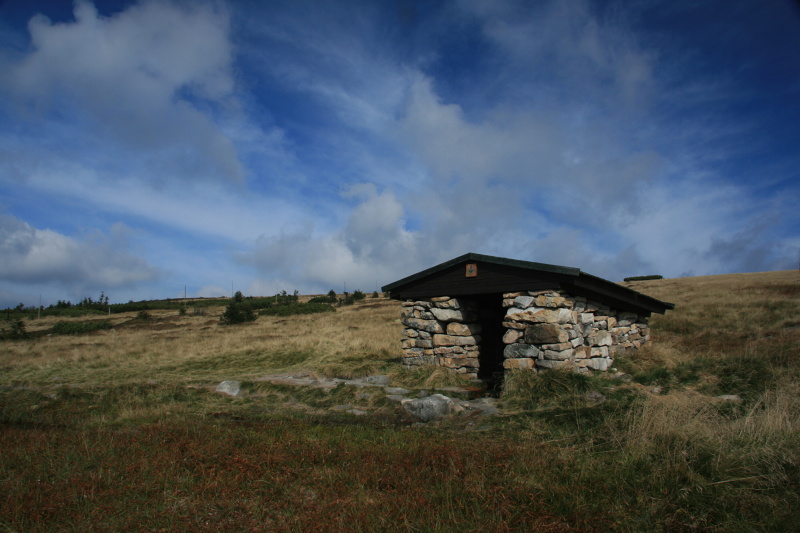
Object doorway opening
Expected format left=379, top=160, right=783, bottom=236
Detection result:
left=474, top=293, right=506, bottom=386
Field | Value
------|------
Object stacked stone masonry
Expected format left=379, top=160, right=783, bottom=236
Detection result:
left=400, top=291, right=650, bottom=378
left=401, top=297, right=482, bottom=379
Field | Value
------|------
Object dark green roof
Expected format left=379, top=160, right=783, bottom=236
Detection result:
left=382, top=252, right=674, bottom=315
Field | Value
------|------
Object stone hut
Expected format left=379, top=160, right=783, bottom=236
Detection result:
left=382, top=253, right=674, bottom=380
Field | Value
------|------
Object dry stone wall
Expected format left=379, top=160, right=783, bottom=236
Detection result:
left=400, top=290, right=651, bottom=377
left=502, top=290, right=650, bottom=373
left=401, top=297, right=481, bottom=379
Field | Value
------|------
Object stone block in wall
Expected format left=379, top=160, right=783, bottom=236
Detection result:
left=440, top=357, right=479, bottom=369
left=524, top=323, right=569, bottom=344
left=570, top=337, right=584, bottom=348
left=514, top=295, right=536, bottom=308
left=503, top=358, right=535, bottom=370
left=502, top=321, right=526, bottom=330
left=454, top=335, right=480, bottom=346
left=505, top=307, right=575, bottom=324
left=527, top=290, right=553, bottom=296
left=430, top=308, right=477, bottom=323
left=574, top=346, right=590, bottom=358
left=433, top=334, right=455, bottom=346
left=403, top=347, right=423, bottom=357
left=414, top=339, right=433, bottom=349
left=589, top=330, right=612, bottom=346
left=607, top=316, right=617, bottom=329
left=543, top=348, right=574, bottom=360
left=536, top=359, right=570, bottom=370
left=590, top=346, right=609, bottom=357
left=579, top=313, right=594, bottom=324
left=504, top=343, right=541, bottom=359
left=503, top=329, right=524, bottom=344
left=577, top=322, right=594, bottom=336
left=541, top=342, right=573, bottom=352
left=447, top=322, right=481, bottom=336
left=434, top=346, right=465, bottom=355
left=432, top=298, right=461, bottom=310
left=402, top=355, right=437, bottom=367
left=583, top=357, right=612, bottom=371
left=404, top=328, right=419, bottom=338
left=402, top=318, right=444, bottom=334
left=503, top=292, right=523, bottom=298
left=533, top=294, right=569, bottom=308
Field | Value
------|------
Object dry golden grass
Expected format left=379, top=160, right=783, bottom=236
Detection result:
left=0, top=298, right=404, bottom=387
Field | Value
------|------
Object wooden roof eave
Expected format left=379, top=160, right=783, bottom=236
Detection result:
left=381, top=252, right=579, bottom=293
left=381, top=252, right=674, bottom=316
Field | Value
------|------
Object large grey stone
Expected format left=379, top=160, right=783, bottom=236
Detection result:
left=215, top=380, right=243, bottom=397
left=401, top=394, right=456, bottom=422
left=403, top=318, right=444, bottom=334
left=363, top=375, right=390, bottom=386
left=503, top=343, right=541, bottom=359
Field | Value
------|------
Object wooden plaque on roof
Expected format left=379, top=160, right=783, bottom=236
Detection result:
left=465, top=263, right=477, bottom=277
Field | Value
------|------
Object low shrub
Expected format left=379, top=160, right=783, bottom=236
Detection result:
left=51, top=320, right=112, bottom=335
left=219, top=302, right=257, bottom=325
left=308, top=295, right=337, bottom=304
left=0, top=319, right=27, bottom=340
left=339, top=290, right=366, bottom=306
left=624, top=275, right=664, bottom=282
left=259, top=303, right=335, bottom=317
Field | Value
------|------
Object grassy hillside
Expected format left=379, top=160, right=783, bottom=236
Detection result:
left=1, top=271, right=798, bottom=531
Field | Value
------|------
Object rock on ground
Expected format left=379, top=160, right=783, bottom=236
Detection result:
left=401, top=394, right=457, bottom=422
left=216, top=380, right=243, bottom=397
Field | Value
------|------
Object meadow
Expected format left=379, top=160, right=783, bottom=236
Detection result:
left=1, top=271, right=799, bottom=532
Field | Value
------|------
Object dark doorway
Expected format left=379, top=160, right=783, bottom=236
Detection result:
left=474, top=293, right=506, bottom=383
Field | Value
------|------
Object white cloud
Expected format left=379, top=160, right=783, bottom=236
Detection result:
left=3, top=0, right=241, bottom=183
left=239, top=185, right=422, bottom=292
left=0, top=213, right=160, bottom=289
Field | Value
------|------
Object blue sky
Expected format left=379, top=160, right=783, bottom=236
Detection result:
left=1, top=0, right=798, bottom=308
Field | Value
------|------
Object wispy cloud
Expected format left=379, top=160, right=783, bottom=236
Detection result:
left=0, top=0, right=797, bottom=307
